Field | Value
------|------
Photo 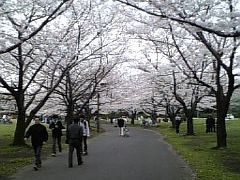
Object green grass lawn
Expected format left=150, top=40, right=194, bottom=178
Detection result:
left=157, top=119, right=240, bottom=180
left=0, top=123, right=32, bottom=178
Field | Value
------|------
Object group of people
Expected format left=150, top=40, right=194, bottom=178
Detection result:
left=206, top=115, right=216, bottom=133
left=174, top=114, right=216, bottom=134
left=24, top=115, right=90, bottom=171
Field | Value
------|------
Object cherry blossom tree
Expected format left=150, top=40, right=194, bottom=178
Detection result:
left=39, top=0, right=128, bottom=126
left=116, top=0, right=240, bottom=148
left=0, top=0, right=73, bottom=54
left=0, top=22, right=74, bottom=145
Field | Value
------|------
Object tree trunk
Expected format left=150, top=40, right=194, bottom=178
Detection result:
left=66, top=71, right=74, bottom=126
left=186, top=117, right=194, bottom=135
left=131, top=116, right=134, bottom=125
left=184, top=109, right=194, bottom=135
left=12, top=98, right=26, bottom=146
left=216, top=96, right=228, bottom=148
left=166, top=105, right=176, bottom=128
left=131, top=110, right=136, bottom=125
left=85, top=101, right=91, bottom=123
left=13, top=113, right=26, bottom=145
left=66, top=106, right=74, bottom=126
left=169, top=115, right=176, bottom=128
left=216, top=116, right=227, bottom=147
left=12, top=62, right=27, bottom=146
left=96, top=93, right=100, bottom=132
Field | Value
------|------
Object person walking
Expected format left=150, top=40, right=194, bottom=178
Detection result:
left=80, top=116, right=90, bottom=155
left=117, top=118, right=125, bottom=136
left=175, top=115, right=181, bottom=134
left=25, top=117, right=48, bottom=171
left=66, top=117, right=83, bottom=168
left=49, top=120, right=65, bottom=156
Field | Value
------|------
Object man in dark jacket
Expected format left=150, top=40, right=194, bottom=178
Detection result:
left=66, top=118, right=83, bottom=168
left=25, top=117, right=48, bottom=171
left=49, top=120, right=65, bottom=156
left=117, top=118, right=125, bottom=136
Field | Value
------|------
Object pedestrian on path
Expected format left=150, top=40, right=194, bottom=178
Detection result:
left=79, top=115, right=90, bottom=155
left=25, top=117, right=48, bottom=171
left=49, top=120, right=65, bottom=156
left=66, top=117, right=83, bottom=168
left=117, top=118, right=125, bottom=136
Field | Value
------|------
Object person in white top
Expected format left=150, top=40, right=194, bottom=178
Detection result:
left=79, top=115, right=90, bottom=155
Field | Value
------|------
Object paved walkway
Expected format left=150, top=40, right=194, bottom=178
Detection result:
left=10, top=125, right=196, bottom=180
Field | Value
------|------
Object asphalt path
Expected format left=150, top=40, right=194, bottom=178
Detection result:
left=10, top=125, right=196, bottom=180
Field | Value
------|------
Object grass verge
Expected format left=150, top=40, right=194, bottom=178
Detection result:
left=156, top=119, right=240, bottom=180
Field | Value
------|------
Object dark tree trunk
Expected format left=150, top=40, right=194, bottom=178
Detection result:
left=12, top=45, right=26, bottom=146
left=85, top=101, right=91, bottom=123
left=169, top=115, right=176, bottom=128
left=96, top=93, right=100, bottom=132
left=186, top=117, right=194, bottom=135
left=166, top=104, right=178, bottom=128
left=216, top=116, right=227, bottom=147
left=184, top=109, right=194, bottom=135
left=66, top=105, right=74, bottom=126
left=216, top=95, right=229, bottom=148
left=13, top=92, right=26, bottom=145
left=66, top=71, right=74, bottom=126
left=131, top=110, right=137, bottom=125
left=13, top=112, right=26, bottom=145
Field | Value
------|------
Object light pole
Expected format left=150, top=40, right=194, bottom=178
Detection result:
left=96, top=93, right=100, bottom=133
left=95, top=82, right=108, bottom=132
